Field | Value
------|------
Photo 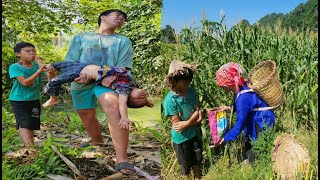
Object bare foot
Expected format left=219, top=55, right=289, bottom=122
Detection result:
left=42, top=98, right=60, bottom=108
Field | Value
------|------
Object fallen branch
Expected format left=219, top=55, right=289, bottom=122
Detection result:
left=99, top=172, right=123, bottom=180
left=51, top=145, right=84, bottom=179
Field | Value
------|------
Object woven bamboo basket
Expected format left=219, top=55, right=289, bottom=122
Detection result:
left=272, top=134, right=309, bottom=180
left=247, top=60, right=284, bottom=108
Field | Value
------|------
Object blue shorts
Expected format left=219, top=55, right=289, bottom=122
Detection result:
left=71, top=86, right=114, bottom=110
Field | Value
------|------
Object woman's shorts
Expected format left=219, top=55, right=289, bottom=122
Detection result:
left=172, top=136, right=202, bottom=175
left=10, top=100, right=41, bottom=130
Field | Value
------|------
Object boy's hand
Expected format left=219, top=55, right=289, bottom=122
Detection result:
left=101, top=76, right=116, bottom=87
left=173, top=121, right=189, bottom=133
left=74, top=73, right=91, bottom=83
left=37, top=65, right=47, bottom=73
left=196, top=110, right=204, bottom=124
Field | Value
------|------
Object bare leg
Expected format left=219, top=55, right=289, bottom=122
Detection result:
left=118, top=94, right=130, bottom=129
left=192, top=165, right=201, bottom=180
left=42, top=96, right=60, bottom=108
left=77, top=108, right=104, bottom=145
left=98, top=92, right=129, bottom=163
left=184, top=174, right=189, bottom=180
left=19, top=128, right=34, bottom=147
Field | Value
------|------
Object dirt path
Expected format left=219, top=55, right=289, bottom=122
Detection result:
left=6, top=121, right=161, bottom=180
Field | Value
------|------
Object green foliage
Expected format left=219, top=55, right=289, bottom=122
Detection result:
left=257, top=0, right=318, bottom=32
left=161, top=25, right=177, bottom=43
left=2, top=107, right=21, bottom=153
left=257, top=13, right=285, bottom=28
left=252, top=126, right=280, bottom=165
left=160, top=15, right=318, bottom=179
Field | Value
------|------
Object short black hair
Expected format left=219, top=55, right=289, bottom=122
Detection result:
left=14, top=41, right=35, bottom=53
left=98, top=9, right=127, bottom=27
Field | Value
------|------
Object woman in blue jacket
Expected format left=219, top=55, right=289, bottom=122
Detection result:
left=211, top=62, right=275, bottom=163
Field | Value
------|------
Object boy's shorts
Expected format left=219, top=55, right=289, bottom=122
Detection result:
left=10, top=100, right=41, bottom=130
left=172, top=136, right=202, bottom=175
left=71, top=86, right=114, bottom=110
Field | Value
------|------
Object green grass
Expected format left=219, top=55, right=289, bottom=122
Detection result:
left=128, top=96, right=161, bottom=128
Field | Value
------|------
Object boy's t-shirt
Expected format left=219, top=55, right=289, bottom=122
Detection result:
left=163, top=87, right=199, bottom=144
left=64, top=32, right=133, bottom=91
left=8, top=62, right=42, bottom=101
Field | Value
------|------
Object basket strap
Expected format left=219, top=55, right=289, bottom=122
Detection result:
left=236, top=89, right=254, bottom=99
left=236, top=89, right=275, bottom=111
left=252, top=106, right=276, bottom=111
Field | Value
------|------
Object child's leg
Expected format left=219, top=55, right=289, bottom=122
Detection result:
left=192, top=165, right=201, bottom=179
left=42, top=95, right=60, bottom=108
left=118, top=93, right=130, bottom=129
left=19, top=128, right=34, bottom=147
left=184, top=174, right=190, bottom=180
left=42, top=63, right=82, bottom=108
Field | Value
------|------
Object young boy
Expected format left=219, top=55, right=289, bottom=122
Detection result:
left=38, top=61, right=154, bottom=129
left=163, top=60, right=203, bottom=180
left=8, top=41, right=47, bottom=147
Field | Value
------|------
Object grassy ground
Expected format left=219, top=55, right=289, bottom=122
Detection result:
left=128, top=96, right=161, bottom=128
left=48, top=96, right=161, bottom=128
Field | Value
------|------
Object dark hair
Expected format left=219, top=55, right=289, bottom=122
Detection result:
left=98, top=9, right=127, bottom=27
left=14, top=41, right=35, bottom=53
left=166, top=68, right=194, bottom=91
left=172, top=68, right=194, bottom=82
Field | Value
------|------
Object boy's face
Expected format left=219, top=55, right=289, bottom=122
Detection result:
left=16, top=47, right=36, bottom=61
left=101, top=12, right=126, bottom=29
left=174, top=79, right=191, bottom=96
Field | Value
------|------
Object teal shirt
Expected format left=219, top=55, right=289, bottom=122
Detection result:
left=8, top=62, right=42, bottom=101
left=64, top=32, right=133, bottom=90
left=163, top=87, right=199, bottom=144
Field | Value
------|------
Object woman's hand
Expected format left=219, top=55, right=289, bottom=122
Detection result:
left=208, top=105, right=231, bottom=112
left=210, top=138, right=225, bottom=148
left=101, top=76, right=116, bottom=88
left=74, top=73, right=91, bottom=83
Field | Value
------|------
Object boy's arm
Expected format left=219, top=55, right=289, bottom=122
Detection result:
left=16, top=66, right=46, bottom=86
left=172, top=108, right=202, bottom=132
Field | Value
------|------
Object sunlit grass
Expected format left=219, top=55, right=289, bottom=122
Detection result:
left=128, top=96, right=161, bottom=128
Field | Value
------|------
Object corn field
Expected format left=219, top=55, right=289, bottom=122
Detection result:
left=160, top=19, right=318, bottom=179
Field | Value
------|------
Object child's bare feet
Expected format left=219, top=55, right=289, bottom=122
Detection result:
left=118, top=117, right=130, bottom=129
left=42, top=98, right=60, bottom=108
